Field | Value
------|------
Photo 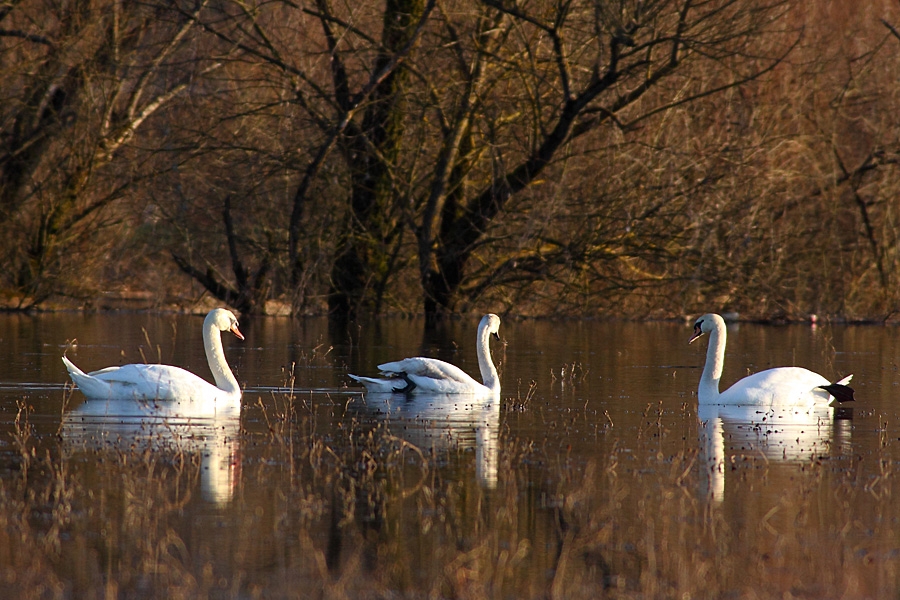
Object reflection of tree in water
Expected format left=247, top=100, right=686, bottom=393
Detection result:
left=349, top=392, right=501, bottom=489
left=698, top=404, right=853, bottom=503
left=60, top=399, right=241, bottom=505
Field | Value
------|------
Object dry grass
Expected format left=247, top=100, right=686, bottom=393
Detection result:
left=1, top=396, right=899, bottom=599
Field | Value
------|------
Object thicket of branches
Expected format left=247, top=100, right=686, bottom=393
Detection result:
left=1, top=0, right=899, bottom=320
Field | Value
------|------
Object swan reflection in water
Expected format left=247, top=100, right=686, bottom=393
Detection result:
left=698, top=403, right=852, bottom=503
left=352, top=392, right=501, bottom=488
left=60, top=398, right=241, bottom=505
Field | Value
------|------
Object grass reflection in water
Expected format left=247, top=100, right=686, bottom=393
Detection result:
left=2, top=388, right=898, bottom=599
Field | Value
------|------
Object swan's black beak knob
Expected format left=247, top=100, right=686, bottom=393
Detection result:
left=689, top=323, right=704, bottom=344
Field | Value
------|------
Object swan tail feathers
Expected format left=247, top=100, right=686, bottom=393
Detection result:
left=348, top=374, right=376, bottom=386
left=349, top=374, right=412, bottom=393
left=819, top=383, right=855, bottom=404
left=62, top=355, right=110, bottom=399
left=61, top=355, right=84, bottom=377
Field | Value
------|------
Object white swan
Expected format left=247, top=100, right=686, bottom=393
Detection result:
left=349, top=314, right=501, bottom=395
left=690, top=313, right=854, bottom=406
left=62, top=308, right=244, bottom=403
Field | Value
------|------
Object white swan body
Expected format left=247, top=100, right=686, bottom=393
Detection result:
left=690, top=313, right=854, bottom=407
left=63, top=308, right=244, bottom=403
left=350, top=314, right=501, bottom=395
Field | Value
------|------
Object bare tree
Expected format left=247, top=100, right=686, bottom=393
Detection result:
left=157, top=0, right=437, bottom=315
left=7, top=0, right=900, bottom=321
left=663, top=0, right=900, bottom=320
left=0, top=0, right=223, bottom=306
left=319, top=0, right=436, bottom=317
left=404, top=0, right=796, bottom=320
left=142, top=0, right=803, bottom=319
left=247, top=0, right=799, bottom=319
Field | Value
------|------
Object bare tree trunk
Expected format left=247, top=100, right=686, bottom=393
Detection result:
left=327, top=0, right=426, bottom=318
left=0, top=0, right=221, bottom=303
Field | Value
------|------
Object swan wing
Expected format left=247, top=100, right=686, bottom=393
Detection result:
left=405, top=373, right=486, bottom=394
left=720, top=367, right=834, bottom=406
left=78, top=363, right=218, bottom=401
left=348, top=374, right=405, bottom=393
left=378, top=357, right=481, bottom=387
left=347, top=357, right=487, bottom=394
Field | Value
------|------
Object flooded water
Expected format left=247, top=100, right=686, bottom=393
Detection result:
left=2, top=312, right=900, bottom=598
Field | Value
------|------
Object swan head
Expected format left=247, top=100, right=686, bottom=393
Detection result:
left=689, top=313, right=724, bottom=344
left=206, top=308, right=245, bottom=340
left=481, top=314, right=501, bottom=341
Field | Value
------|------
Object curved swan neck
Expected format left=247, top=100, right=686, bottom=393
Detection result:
left=203, top=315, right=240, bottom=397
left=699, top=317, right=726, bottom=403
left=476, top=319, right=500, bottom=393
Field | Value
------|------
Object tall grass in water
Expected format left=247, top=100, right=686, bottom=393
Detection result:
left=2, top=400, right=900, bottom=599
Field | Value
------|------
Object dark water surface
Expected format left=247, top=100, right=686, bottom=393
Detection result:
left=2, top=312, right=899, bottom=597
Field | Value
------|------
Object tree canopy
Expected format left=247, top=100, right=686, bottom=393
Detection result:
left=2, top=0, right=900, bottom=320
